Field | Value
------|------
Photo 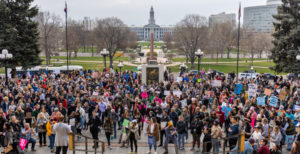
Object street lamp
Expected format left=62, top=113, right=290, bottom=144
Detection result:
left=195, top=49, right=204, bottom=74
left=250, top=66, right=254, bottom=79
left=100, top=49, right=109, bottom=69
left=118, top=61, right=124, bottom=73
left=296, top=54, right=300, bottom=61
left=0, top=49, right=13, bottom=86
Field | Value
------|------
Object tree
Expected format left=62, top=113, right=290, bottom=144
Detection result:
left=163, top=32, right=173, bottom=49
left=165, top=53, right=175, bottom=62
left=127, top=52, right=138, bottom=61
left=36, top=11, right=61, bottom=66
left=173, top=15, right=209, bottom=69
left=253, top=33, right=273, bottom=59
left=241, top=30, right=257, bottom=66
left=0, top=0, right=42, bottom=70
left=271, top=0, right=300, bottom=77
left=94, top=17, right=130, bottom=68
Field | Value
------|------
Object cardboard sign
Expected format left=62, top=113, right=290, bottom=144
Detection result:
left=164, top=91, right=170, bottom=96
left=54, top=69, right=60, bottom=75
left=264, top=89, right=272, bottom=96
left=279, top=90, right=287, bottom=101
left=248, top=83, right=257, bottom=97
left=269, top=96, right=278, bottom=107
left=212, top=80, right=222, bottom=87
left=234, top=84, right=243, bottom=95
left=173, top=91, right=182, bottom=97
left=197, top=78, right=201, bottom=82
left=257, top=97, right=265, bottom=106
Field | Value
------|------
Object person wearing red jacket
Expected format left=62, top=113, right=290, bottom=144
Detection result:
left=258, top=139, right=270, bottom=154
left=216, top=106, right=225, bottom=125
left=58, top=95, right=68, bottom=109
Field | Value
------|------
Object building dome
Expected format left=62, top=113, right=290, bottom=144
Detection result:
left=267, top=0, right=281, bottom=5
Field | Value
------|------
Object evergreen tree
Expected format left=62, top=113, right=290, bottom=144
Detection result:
left=0, top=0, right=41, bottom=69
left=271, top=0, right=300, bottom=76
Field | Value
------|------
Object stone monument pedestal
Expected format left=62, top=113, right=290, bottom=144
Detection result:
left=142, top=64, right=164, bottom=85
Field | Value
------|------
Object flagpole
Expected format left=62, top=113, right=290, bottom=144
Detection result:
left=65, top=1, right=69, bottom=72
left=237, top=2, right=241, bottom=81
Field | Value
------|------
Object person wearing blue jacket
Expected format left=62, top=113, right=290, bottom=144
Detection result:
left=228, top=116, right=239, bottom=150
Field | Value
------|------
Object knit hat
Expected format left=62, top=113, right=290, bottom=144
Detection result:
left=168, top=121, right=173, bottom=127
left=248, top=138, right=255, bottom=144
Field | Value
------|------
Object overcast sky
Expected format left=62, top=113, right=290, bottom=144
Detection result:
left=32, top=0, right=267, bottom=26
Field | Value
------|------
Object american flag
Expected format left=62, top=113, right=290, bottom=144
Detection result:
left=238, top=2, right=241, bottom=20
left=64, top=1, right=67, bottom=15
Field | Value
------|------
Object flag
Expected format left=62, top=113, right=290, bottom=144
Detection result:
left=238, top=2, right=241, bottom=20
left=64, top=1, right=67, bottom=15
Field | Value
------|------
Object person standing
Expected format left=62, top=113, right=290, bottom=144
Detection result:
left=211, top=120, right=222, bottom=154
left=190, top=116, right=203, bottom=152
left=88, top=110, right=101, bottom=148
left=176, top=116, right=187, bottom=150
left=228, top=116, right=239, bottom=150
left=146, top=117, right=159, bottom=154
left=46, top=118, right=56, bottom=153
left=163, top=121, right=178, bottom=154
left=103, top=117, right=113, bottom=149
left=128, top=120, right=139, bottom=154
left=36, top=112, right=48, bottom=146
left=53, top=115, right=72, bottom=154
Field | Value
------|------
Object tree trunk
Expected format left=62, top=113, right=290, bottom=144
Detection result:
left=259, top=51, right=262, bottom=59
left=109, top=55, right=114, bottom=68
left=227, top=48, right=230, bottom=59
left=216, top=52, right=219, bottom=64
left=221, top=51, right=223, bottom=58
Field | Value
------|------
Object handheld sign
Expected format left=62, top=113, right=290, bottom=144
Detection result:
left=264, top=88, right=272, bottom=96
left=234, top=84, right=243, bottom=95
left=269, top=96, right=278, bottom=107
left=248, top=83, right=257, bottom=97
left=279, top=90, right=287, bottom=101
left=257, top=97, right=265, bottom=106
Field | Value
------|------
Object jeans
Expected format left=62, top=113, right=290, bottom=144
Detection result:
left=113, top=122, right=117, bottom=138
left=178, top=133, right=185, bottom=149
left=38, top=132, right=46, bottom=145
left=25, top=137, right=36, bottom=150
left=55, top=146, right=68, bottom=154
left=49, top=134, right=55, bottom=150
left=148, top=136, right=157, bottom=151
left=212, top=138, right=219, bottom=154
left=286, top=135, right=294, bottom=150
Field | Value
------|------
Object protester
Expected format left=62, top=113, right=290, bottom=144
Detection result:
left=88, top=110, right=101, bottom=148
left=53, top=115, right=72, bottom=154
left=176, top=116, right=187, bottom=150
left=258, top=139, right=270, bottom=154
left=36, top=112, right=48, bottom=146
left=46, top=118, right=56, bottom=152
left=146, top=117, right=159, bottom=154
left=21, top=123, right=36, bottom=152
left=163, top=121, right=178, bottom=154
left=128, top=120, right=139, bottom=154
left=103, top=117, right=113, bottom=149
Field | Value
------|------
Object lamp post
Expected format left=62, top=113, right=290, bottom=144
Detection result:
left=0, top=49, right=13, bottom=86
left=195, top=49, right=204, bottom=74
left=100, top=49, right=109, bottom=69
left=250, top=66, right=254, bottom=79
left=118, top=61, right=124, bottom=73
left=297, top=54, right=300, bottom=61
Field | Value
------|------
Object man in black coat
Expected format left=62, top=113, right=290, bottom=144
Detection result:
left=88, top=110, right=101, bottom=148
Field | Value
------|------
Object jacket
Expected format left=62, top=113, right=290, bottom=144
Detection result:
left=128, top=124, right=139, bottom=140
left=103, top=121, right=113, bottom=134
left=190, top=120, right=203, bottom=134
left=147, top=123, right=159, bottom=141
left=46, top=121, right=57, bottom=136
left=286, top=122, right=295, bottom=135
left=211, top=125, right=222, bottom=139
left=176, top=121, right=187, bottom=134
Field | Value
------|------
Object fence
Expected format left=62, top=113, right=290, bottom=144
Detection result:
left=69, top=133, right=105, bottom=154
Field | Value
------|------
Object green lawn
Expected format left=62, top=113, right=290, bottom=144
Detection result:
left=45, top=56, right=129, bottom=61
left=172, top=58, right=268, bottom=62
left=168, top=63, right=284, bottom=74
left=139, top=41, right=164, bottom=47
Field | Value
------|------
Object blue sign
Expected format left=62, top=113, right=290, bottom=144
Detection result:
left=234, top=84, right=243, bottom=95
left=183, top=78, right=189, bottom=82
left=269, top=96, right=278, bottom=107
left=222, top=106, right=232, bottom=117
left=257, top=97, right=265, bottom=106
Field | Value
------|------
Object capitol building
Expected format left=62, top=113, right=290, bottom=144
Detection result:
left=130, top=6, right=174, bottom=41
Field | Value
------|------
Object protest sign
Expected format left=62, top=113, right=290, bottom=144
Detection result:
left=164, top=91, right=170, bottom=96
left=19, top=138, right=28, bottom=151
left=234, top=84, right=243, bottom=95
left=92, top=72, right=99, bottom=78
left=264, top=89, right=272, bottom=96
left=197, top=78, right=201, bottom=82
left=212, top=80, right=222, bottom=87
left=279, top=90, right=287, bottom=101
left=257, top=97, right=265, bottom=106
left=176, top=77, right=183, bottom=82
left=173, top=91, right=182, bottom=97
left=248, top=83, right=257, bottom=97
left=183, top=78, right=189, bottom=82
left=54, top=69, right=60, bottom=75
left=269, top=96, right=278, bottom=107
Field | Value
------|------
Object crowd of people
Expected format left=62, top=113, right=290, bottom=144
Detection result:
left=0, top=69, right=300, bottom=154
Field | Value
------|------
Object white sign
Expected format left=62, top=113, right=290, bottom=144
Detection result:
left=248, top=83, right=257, bottom=97
left=212, top=80, right=222, bottom=87
left=176, top=77, right=183, bottom=82
left=54, top=69, right=60, bottom=75
left=173, top=91, right=182, bottom=97
left=164, top=90, right=170, bottom=96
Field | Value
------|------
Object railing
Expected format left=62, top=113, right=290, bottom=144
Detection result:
left=202, top=133, right=245, bottom=154
left=69, top=133, right=105, bottom=154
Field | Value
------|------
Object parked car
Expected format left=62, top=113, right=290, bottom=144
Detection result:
left=189, top=70, right=199, bottom=75
left=261, top=73, right=276, bottom=80
left=287, top=73, right=300, bottom=80
left=238, top=72, right=258, bottom=80
left=207, top=70, right=225, bottom=77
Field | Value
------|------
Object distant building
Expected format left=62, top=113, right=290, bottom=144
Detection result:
left=243, top=0, right=281, bottom=33
left=209, top=12, right=236, bottom=27
left=82, top=17, right=96, bottom=31
left=129, top=6, right=174, bottom=41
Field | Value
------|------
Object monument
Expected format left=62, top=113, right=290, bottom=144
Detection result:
left=142, top=28, right=164, bottom=85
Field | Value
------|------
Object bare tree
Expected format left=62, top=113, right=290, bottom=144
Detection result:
left=127, top=52, right=138, bottom=61
left=94, top=17, right=129, bottom=68
left=241, top=29, right=257, bottom=66
left=253, top=33, right=273, bottom=58
left=173, top=15, right=209, bottom=69
left=165, top=53, right=175, bottom=62
left=37, top=11, right=61, bottom=66
left=163, top=32, right=173, bottom=49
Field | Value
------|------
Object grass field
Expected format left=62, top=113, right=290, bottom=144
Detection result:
left=168, top=63, right=284, bottom=74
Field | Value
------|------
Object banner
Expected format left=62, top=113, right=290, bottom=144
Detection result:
left=212, top=80, right=222, bottom=87
left=264, top=88, right=272, bottom=96
left=257, top=97, right=265, bottom=106
left=234, top=84, right=243, bottom=95
left=176, top=77, right=183, bottom=82
left=248, top=83, right=257, bottom=97
left=269, top=96, right=278, bottom=107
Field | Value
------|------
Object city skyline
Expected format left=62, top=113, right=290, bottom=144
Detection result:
left=32, top=0, right=267, bottom=26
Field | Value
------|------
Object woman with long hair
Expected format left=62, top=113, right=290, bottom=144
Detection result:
left=128, top=120, right=139, bottom=154
left=36, top=112, right=48, bottom=146
left=103, top=117, right=113, bottom=149
left=146, top=117, right=159, bottom=154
